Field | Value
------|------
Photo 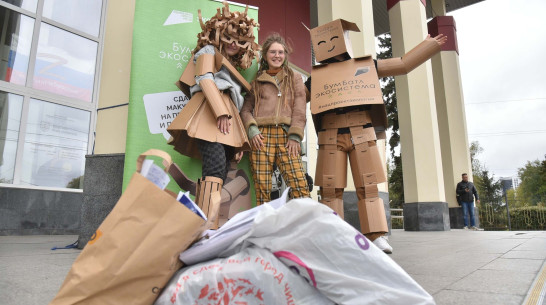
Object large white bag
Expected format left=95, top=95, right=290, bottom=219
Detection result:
left=222, top=198, right=435, bottom=305
left=154, top=247, right=334, bottom=305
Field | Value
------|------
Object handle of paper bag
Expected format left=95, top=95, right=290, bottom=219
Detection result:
left=136, top=149, right=173, bottom=173
left=136, top=149, right=197, bottom=194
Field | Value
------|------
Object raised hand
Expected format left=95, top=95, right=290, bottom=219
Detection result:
left=427, top=33, right=448, bottom=46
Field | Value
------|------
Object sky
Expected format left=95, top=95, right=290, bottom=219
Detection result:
left=450, top=0, right=546, bottom=180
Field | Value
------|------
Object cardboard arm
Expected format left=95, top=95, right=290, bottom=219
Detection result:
left=377, top=38, right=441, bottom=78
left=195, top=53, right=231, bottom=119
left=198, top=79, right=231, bottom=119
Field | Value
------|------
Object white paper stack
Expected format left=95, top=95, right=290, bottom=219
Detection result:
left=140, top=159, right=170, bottom=190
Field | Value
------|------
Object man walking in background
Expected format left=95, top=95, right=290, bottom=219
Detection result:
left=456, top=173, right=480, bottom=230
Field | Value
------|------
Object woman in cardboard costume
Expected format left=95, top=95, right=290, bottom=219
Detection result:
left=167, top=3, right=259, bottom=227
left=240, top=34, right=310, bottom=205
left=308, top=19, right=447, bottom=253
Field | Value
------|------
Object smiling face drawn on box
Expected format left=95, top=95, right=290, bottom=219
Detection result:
left=316, top=35, right=341, bottom=54
left=310, top=19, right=360, bottom=63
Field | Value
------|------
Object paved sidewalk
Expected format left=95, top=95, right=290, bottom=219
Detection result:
left=389, top=230, right=546, bottom=305
left=1, top=230, right=545, bottom=305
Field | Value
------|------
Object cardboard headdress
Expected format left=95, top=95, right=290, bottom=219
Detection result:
left=195, top=2, right=260, bottom=69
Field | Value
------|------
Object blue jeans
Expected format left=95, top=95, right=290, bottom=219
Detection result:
left=461, top=201, right=476, bottom=227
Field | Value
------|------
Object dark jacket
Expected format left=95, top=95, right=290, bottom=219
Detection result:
left=456, top=180, right=479, bottom=203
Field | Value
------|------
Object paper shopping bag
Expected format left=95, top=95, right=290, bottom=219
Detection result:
left=50, top=149, right=206, bottom=305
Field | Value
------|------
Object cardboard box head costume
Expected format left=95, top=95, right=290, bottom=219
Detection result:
left=309, top=19, right=443, bottom=237
left=310, top=19, right=359, bottom=64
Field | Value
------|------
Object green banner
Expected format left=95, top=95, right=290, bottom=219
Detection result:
left=125, top=0, right=258, bottom=204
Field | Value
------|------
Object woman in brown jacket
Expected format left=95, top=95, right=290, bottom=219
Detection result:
left=240, top=34, right=309, bottom=205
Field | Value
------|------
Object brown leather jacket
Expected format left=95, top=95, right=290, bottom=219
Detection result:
left=240, top=69, right=307, bottom=140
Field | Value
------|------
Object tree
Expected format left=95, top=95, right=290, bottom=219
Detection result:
left=505, top=188, right=524, bottom=208
left=66, top=176, right=83, bottom=189
left=476, top=169, right=502, bottom=205
left=377, top=34, right=399, bottom=153
left=388, top=155, right=404, bottom=208
left=468, top=141, right=502, bottom=204
left=517, top=155, right=546, bottom=206
left=469, top=141, right=484, bottom=187
left=377, top=33, right=404, bottom=207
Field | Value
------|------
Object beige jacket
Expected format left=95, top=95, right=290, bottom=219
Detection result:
left=240, top=69, right=307, bottom=140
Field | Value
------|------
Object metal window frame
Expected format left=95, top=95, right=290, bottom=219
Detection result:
left=0, top=0, right=107, bottom=190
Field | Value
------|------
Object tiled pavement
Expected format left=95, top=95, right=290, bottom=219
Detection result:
left=1, top=230, right=545, bottom=305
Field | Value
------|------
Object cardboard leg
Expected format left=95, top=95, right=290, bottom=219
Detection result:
left=320, top=187, right=344, bottom=219
left=315, top=149, right=348, bottom=189
left=357, top=197, right=388, bottom=235
left=349, top=143, right=374, bottom=187
left=322, top=198, right=344, bottom=219
left=368, top=142, right=387, bottom=183
left=196, top=176, right=223, bottom=229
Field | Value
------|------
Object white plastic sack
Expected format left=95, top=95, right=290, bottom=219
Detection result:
left=155, top=247, right=334, bottom=305
left=222, top=198, right=435, bottom=305
left=179, top=189, right=288, bottom=266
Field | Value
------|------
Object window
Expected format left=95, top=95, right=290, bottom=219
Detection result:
left=0, top=6, right=34, bottom=85
left=20, top=99, right=89, bottom=188
left=33, top=23, right=98, bottom=101
left=0, top=0, right=105, bottom=190
left=1, top=0, right=38, bottom=12
left=43, top=0, right=102, bottom=37
left=0, top=91, right=23, bottom=183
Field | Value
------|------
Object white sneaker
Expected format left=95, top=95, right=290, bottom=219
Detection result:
left=463, top=226, right=469, bottom=230
left=373, top=236, right=393, bottom=254
left=470, top=226, right=479, bottom=231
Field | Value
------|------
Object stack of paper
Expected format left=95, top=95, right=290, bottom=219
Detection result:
left=141, top=159, right=170, bottom=190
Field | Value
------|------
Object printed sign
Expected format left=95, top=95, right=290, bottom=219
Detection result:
left=310, top=57, right=383, bottom=115
left=143, top=91, right=189, bottom=140
left=125, top=0, right=258, bottom=204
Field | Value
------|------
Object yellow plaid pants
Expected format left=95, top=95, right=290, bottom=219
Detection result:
left=249, top=126, right=310, bottom=205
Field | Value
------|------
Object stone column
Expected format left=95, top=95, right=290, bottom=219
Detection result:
left=78, top=1, right=135, bottom=247
left=428, top=14, right=476, bottom=228
left=387, top=0, right=449, bottom=230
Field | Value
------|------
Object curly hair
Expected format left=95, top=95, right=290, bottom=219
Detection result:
left=253, top=33, right=296, bottom=114
left=194, top=2, right=260, bottom=69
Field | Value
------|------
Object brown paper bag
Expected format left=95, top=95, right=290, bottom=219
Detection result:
left=50, top=149, right=206, bottom=305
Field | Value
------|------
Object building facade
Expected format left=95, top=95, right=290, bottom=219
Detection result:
left=0, top=0, right=481, bottom=235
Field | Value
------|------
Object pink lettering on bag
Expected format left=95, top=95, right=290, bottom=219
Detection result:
left=273, top=251, right=318, bottom=288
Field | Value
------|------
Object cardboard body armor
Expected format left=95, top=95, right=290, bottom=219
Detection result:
left=167, top=50, right=251, bottom=160
left=309, top=19, right=441, bottom=234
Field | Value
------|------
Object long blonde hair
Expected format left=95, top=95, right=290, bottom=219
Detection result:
left=253, top=33, right=295, bottom=114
